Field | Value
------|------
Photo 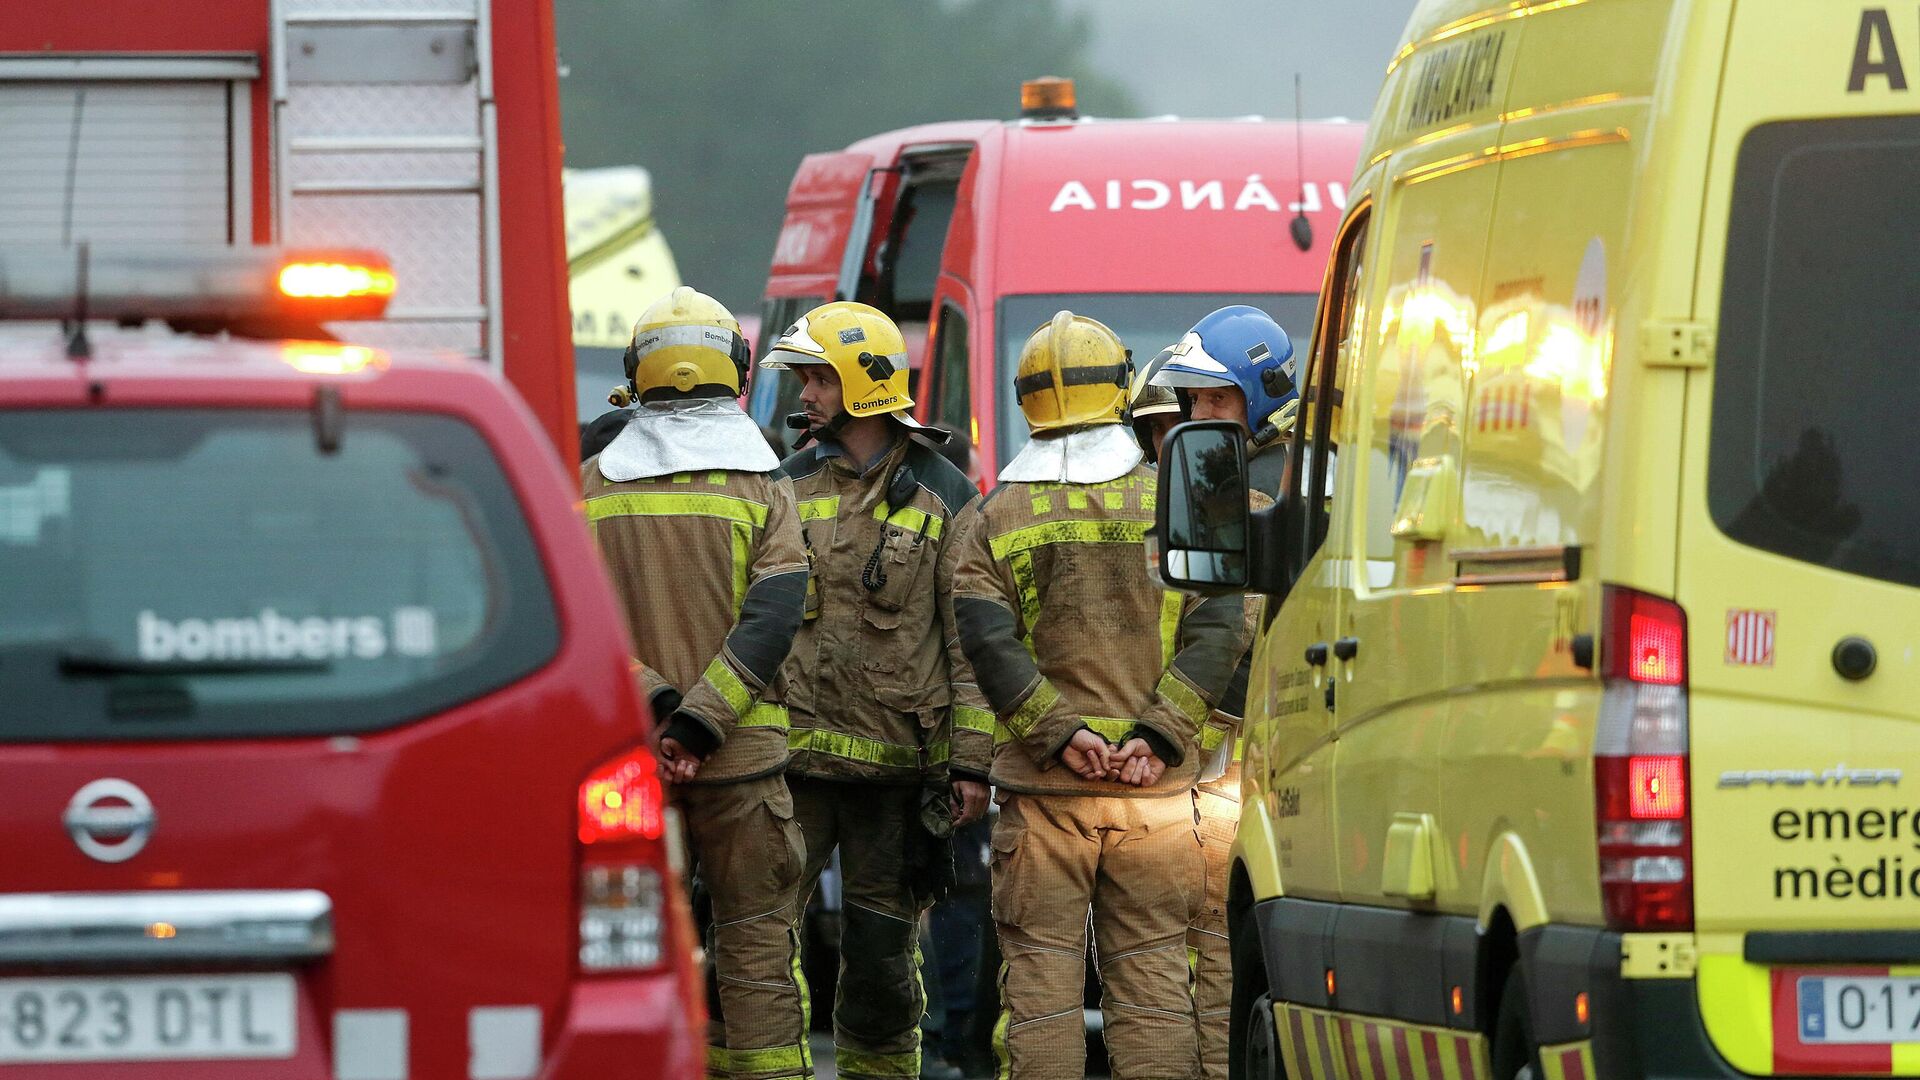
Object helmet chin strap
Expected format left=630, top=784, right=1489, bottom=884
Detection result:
left=786, top=409, right=852, bottom=451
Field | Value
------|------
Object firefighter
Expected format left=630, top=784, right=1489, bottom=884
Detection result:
left=1150, top=311, right=1296, bottom=1080
left=952, top=311, right=1247, bottom=1080
left=1128, top=345, right=1188, bottom=463
left=582, top=286, right=812, bottom=1080
left=758, top=301, right=990, bottom=1080
left=1149, top=306, right=1299, bottom=498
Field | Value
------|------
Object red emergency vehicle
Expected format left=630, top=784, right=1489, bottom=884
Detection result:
left=748, top=79, right=1365, bottom=476
left=0, top=0, right=577, bottom=456
left=0, top=246, right=700, bottom=1079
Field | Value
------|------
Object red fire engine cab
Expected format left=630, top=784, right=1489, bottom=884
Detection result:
left=748, top=78, right=1365, bottom=478
left=0, top=0, right=577, bottom=455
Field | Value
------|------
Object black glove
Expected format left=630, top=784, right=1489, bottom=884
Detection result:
left=649, top=686, right=683, bottom=721
left=906, top=782, right=958, bottom=904
left=661, top=711, right=719, bottom=760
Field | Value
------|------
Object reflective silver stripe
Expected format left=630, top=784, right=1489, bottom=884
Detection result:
left=0, top=889, right=333, bottom=962
left=629, top=322, right=743, bottom=361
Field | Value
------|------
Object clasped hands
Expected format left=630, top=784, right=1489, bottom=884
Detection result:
left=1059, top=727, right=1166, bottom=787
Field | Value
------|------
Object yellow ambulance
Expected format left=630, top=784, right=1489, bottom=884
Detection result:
left=564, top=166, right=680, bottom=429
left=1150, top=2, right=1920, bottom=1078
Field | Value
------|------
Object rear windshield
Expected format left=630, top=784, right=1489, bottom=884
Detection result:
left=0, top=409, right=558, bottom=741
left=1709, top=117, right=1920, bottom=590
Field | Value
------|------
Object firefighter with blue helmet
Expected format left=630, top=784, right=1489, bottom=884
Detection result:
left=1149, top=305, right=1299, bottom=498
left=1149, top=304, right=1297, bottom=1080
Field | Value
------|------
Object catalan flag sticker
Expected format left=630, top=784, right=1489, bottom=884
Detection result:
left=1726, top=609, right=1777, bottom=667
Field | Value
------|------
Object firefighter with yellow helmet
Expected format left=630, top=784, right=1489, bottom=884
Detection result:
left=1128, top=345, right=1189, bottom=463
left=759, top=301, right=989, bottom=1080
left=950, top=311, right=1247, bottom=1080
left=582, top=286, right=813, bottom=1080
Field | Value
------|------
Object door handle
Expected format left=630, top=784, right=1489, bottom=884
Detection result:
left=1333, top=637, right=1360, bottom=661
left=1305, top=643, right=1329, bottom=666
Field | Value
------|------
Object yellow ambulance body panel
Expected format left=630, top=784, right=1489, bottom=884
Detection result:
left=1215, top=2, right=1920, bottom=1078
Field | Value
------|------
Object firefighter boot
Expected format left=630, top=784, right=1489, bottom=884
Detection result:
left=679, top=775, right=812, bottom=1080
left=992, top=793, right=1203, bottom=1080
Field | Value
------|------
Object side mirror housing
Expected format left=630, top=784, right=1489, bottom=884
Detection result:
left=1150, top=420, right=1252, bottom=593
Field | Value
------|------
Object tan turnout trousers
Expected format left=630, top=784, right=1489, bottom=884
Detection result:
left=677, top=775, right=812, bottom=1080
left=990, top=792, right=1204, bottom=1080
left=1191, top=763, right=1242, bottom=1080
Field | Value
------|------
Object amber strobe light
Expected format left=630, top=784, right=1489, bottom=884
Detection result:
left=1020, top=76, right=1078, bottom=119
left=278, top=260, right=397, bottom=301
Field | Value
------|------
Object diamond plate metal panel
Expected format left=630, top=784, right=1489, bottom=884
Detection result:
left=291, top=150, right=481, bottom=188
left=286, top=192, right=481, bottom=333
left=282, top=84, right=478, bottom=140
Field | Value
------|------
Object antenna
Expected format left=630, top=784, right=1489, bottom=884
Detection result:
left=1289, top=73, right=1313, bottom=253
left=61, top=88, right=94, bottom=360
left=67, top=242, right=92, bottom=361
left=60, top=88, right=86, bottom=246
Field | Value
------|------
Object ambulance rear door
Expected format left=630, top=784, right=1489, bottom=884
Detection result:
left=1681, top=3, right=1920, bottom=1073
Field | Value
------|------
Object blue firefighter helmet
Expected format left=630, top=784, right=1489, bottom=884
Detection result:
left=1149, top=305, right=1297, bottom=437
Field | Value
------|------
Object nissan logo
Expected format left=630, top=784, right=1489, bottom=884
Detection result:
left=63, top=779, right=155, bottom=863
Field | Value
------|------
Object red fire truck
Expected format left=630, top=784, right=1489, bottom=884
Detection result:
left=0, top=0, right=576, bottom=455
left=748, top=78, right=1366, bottom=477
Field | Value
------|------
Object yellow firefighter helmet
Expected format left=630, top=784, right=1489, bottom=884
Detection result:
left=1014, top=310, right=1130, bottom=433
left=1129, top=347, right=1185, bottom=421
left=762, top=301, right=932, bottom=429
left=626, top=286, right=750, bottom=400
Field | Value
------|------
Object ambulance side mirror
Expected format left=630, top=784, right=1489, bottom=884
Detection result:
left=1150, top=421, right=1251, bottom=593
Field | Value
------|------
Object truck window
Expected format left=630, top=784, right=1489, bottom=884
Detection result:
left=0, top=409, right=559, bottom=742
left=1708, top=117, right=1920, bottom=589
left=932, top=304, right=972, bottom=436
left=875, top=167, right=963, bottom=321
left=752, top=294, right=826, bottom=442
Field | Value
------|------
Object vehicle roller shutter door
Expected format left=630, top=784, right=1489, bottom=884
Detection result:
left=0, top=81, right=233, bottom=245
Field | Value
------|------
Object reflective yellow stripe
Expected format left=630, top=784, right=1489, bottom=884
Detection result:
left=1159, top=590, right=1183, bottom=667
left=1003, top=680, right=1059, bottom=740
left=730, top=521, right=752, bottom=615
left=740, top=703, right=789, bottom=729
left=873, top=502, right=945, bottom=540
left=706, top=1045, right=730, bottom=1080
left=788, top=728, right=946, bottom=768
left=586, top=491, right=770, bottom=527
left=837, top=1049, right=922, bottom=1077
left=1158, top=671, right=1209, bottom=725
left=953, top=705, right=996, bottom=735
left=988, top=517, right=1151, bottom=560
left=1008, top=551, right=1041, bottom=644
left=703, top=657, right=752, bottom=719
left=1199, top=723, right=1228, bottom=751
left=1083, top=717, right=1134, bottom=743
left=724, top=1043, right=810, bottom=1075
left=797, top=495, right=840, bottom=521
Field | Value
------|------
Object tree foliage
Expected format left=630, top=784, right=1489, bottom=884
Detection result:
left=557, top=0, right=1137, bottom=313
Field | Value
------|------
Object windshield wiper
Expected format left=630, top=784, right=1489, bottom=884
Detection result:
left=57, top=653, right=331, bottom=677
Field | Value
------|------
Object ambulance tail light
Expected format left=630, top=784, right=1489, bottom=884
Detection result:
left=1595, top=586, right=1693, bottom=931
left=576, top=745, right=676, bottom=973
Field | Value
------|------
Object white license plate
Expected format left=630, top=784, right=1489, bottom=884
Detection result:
left=0, top=973, right=295, bottom=1063
left=1797, top=974, right=1920, bottom=1044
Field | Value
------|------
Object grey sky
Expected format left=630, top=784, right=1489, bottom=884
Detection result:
left=1066, top=0, right=1415, bottom=122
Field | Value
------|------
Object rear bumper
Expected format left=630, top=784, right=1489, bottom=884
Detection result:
left=544, top=974, right=702, bottom=1080
left=1530, top=928, right=1737, bottom=1080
